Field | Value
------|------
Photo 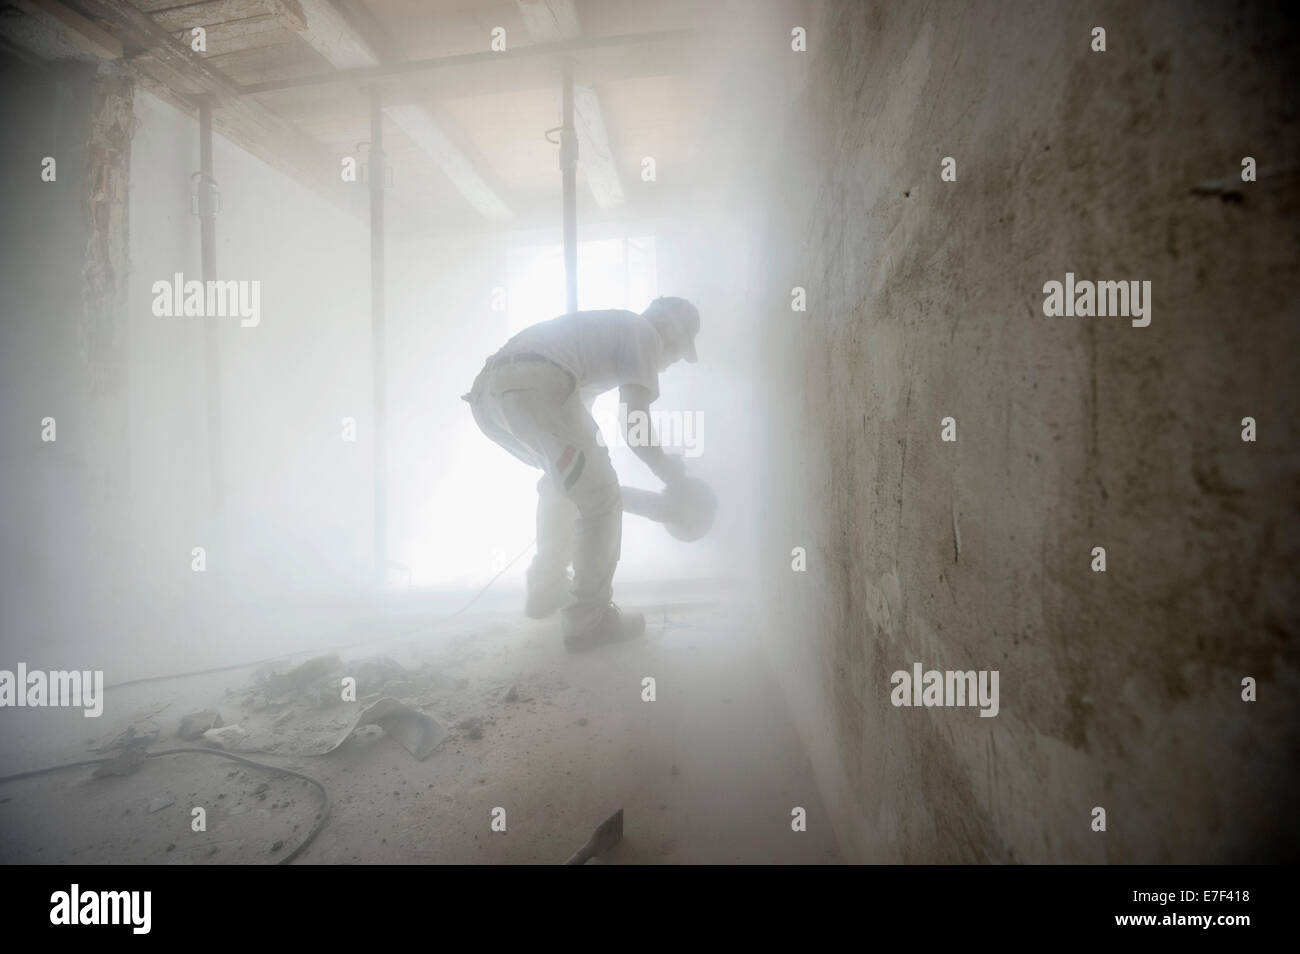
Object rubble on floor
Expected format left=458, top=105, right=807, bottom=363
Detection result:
left=206, top=654, right=461, bottom=758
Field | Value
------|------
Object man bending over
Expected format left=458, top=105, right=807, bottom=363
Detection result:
left=463, top=297, right=701, bottom=651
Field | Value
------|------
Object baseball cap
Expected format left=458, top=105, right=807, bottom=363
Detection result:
left=649, top=297, right=700, bottom=363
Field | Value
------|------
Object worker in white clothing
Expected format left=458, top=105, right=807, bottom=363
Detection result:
left=463, top=297, right=700, bottom=651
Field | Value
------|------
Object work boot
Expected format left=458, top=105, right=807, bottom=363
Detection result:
left=563, top=603, right=645, bottom=653
left=525, top=569, right=573, bottom=619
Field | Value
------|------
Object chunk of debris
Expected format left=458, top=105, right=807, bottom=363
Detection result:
left=269, top=653, right=342, bottom=692
left=91, top=721, right=159, bottom=754
left=148, top=795, right=174, bottom=814
left=456, top=716, right=484, bottom=740
left=178, top=710, right=223, bottom=741
left=202, top=724, right=249, bottom=750
left=316, top=697, right=446, bottom=761
left=565, top=808, right=624, bottom=865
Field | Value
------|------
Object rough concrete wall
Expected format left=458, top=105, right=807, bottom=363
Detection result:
left=79, top=68, right=134, bottom=631
left=0, top=62, right=133, bottom=663
left=751, top=0, right=1299, bottom=862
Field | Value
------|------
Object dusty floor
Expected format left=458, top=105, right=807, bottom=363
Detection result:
left=0, top=583, right=840, bottom=864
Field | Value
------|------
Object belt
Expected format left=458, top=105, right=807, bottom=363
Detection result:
left=485, top=351, right=560, bottom=371
left=466, top=352, right=576, bottom=402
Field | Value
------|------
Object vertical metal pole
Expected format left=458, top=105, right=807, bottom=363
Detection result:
left=560, top=61, right=578, bottom=313
left=369, top=87, right=388, bottom=578
left=198, top=97, right=223, bottom=514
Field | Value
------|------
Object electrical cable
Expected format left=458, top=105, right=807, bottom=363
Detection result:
left=0, top=746, right=329, bottom=865
left=0, top=538, right=537, bottom=863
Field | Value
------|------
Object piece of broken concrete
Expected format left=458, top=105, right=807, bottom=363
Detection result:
left=267, top=653, right=342, bottom=693
left=315, top=697, right=445, bottom=761
left=178, top=710, right=223, bottom=741
left=202, top=724, right=249, bottom=750
left=92, top=721, right=160, bottom=754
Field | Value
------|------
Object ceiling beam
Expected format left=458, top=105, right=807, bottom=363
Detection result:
left=384, top=104, right=510, bottom=219
left=326, top=0, right=405, bottom=63
left=74, top=0, right=242, bottom=99
left=274, top=0, right=372, bottom=68
left=69, top=0, right=353, bottom=205
left=571, top=83, right=624, bottom=208
left=252, top=37, right=698, bottom=112
left=151, top=2, right=281, bottom=32
left=237, top=28, right=698, bottom=95
left=515, top=0, right=579, bottom=41
left=516, top=0, right=623, bottom=209
left=276, top=0, right=512, bottom=219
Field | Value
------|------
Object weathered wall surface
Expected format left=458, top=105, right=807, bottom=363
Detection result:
left=0, top=62, right=133, bottom=665
left=748, top=0, right=1299, bottom=862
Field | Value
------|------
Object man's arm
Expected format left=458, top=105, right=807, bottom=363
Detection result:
left=620, top=384, right=685, bottom=485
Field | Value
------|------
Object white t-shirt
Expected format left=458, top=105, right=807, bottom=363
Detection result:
left=496, top=309, right=663, bottom=402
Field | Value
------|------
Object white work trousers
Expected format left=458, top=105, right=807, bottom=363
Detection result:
left=469, top=359, right=620, bottom=634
